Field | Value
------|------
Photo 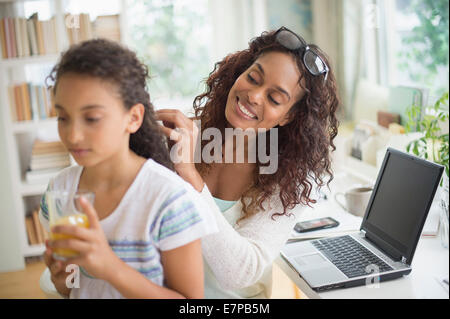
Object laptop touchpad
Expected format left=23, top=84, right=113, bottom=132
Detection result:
left=294, top=253, right=326, bottom=266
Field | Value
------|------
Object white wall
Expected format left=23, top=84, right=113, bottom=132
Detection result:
left=0, top=118, right=25, bottom=272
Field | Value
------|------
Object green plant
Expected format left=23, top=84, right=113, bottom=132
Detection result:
left=405, top=91, right=449, bottom=182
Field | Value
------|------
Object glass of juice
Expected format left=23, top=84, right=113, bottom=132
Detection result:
left=46, top=190, right=95, bottom=260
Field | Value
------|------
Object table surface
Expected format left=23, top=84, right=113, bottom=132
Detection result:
left=277, top=170, right=449, bottom=299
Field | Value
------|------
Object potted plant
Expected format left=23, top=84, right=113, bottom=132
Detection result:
left=405, top=91, right=449, bottom=182
left=405, top=91, right=449, bottom=247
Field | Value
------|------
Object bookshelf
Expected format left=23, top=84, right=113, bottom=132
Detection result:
left=0, top=53, right=60, bottom=67
left=12, top=117, right=56, bottom=133
left=0, top=0, right=125, bottom=261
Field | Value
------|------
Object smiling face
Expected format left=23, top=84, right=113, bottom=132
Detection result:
left=54, top=73, right=141, bottom=167
left=224, top=51, right=305, bottom=131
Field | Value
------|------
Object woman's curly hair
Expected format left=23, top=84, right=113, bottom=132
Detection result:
left=47, top=38, right=173, bottom=170
left=194, top=30, right=340, bottom=221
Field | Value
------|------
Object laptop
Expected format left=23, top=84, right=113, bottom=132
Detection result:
left=280, top=148, right=444, bottom=292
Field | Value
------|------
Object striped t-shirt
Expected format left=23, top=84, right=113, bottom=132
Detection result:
left=39, top=159, right=217, bottom=299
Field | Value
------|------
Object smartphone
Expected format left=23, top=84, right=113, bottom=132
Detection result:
left=294, top=217, right=339, bottom=233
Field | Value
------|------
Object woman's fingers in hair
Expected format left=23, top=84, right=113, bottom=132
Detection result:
left=162, top=120, right=175, bottom=130
left=158, top=125, right=182, bottom=142
left=155, top=109, right=191, bottom=130
left=155, top=109, right=193, bottom=142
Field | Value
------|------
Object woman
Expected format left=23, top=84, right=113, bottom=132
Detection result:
left=156, top=26, right=340, bottom=298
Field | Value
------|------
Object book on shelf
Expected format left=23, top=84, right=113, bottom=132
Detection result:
left=16, top=16, right=31, bottom=58
left=93, top=14, right=121, bottom=42
left=26, top=140, right=71, bottom=184
left=25, top=215, right=38, bottom=245
left=9, top=17, right=17, bottom=58
left=30, top=13, right=44, bottom=55
left=32, top=140, right=67, bottom=154
left=26, top=16, right=38, bottom=56
left=65, top=13, right=93, bottom=45
left=2, top=17, right=15, bottom=58
left=1, top=12, right=122, bottom=56
left=66, top=13, right=121, bottom=45
left=25, top=208, right=48, bottom=245
left=25, top=167, right=62, bottom=184
left=32, top=210, right=44, bottom=244
left=0, top=13, right=58, bottom=59
left=0, top=18, right=6, bottom=58
left=20, top=82, right=32, bottom=120
left=31, top=157, right=71, bottom=170
left=8, top=82, right=55, bottom=122
left=31, top=152, right=69, bottom=160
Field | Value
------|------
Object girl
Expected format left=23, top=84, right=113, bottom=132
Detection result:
left=156, top=27, right=339, bottom=298
left=40, top=38, right=217, bottom=299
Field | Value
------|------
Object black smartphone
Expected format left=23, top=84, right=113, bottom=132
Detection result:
left=294, top=217, right=340, bottom=233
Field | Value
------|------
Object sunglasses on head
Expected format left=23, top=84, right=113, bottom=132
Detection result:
left=274, top=26, right=329, bottom=82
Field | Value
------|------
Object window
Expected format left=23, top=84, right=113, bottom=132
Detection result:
left=126, top=0, right=212, bottom=114
left=384, top=0, right=449, bottom=101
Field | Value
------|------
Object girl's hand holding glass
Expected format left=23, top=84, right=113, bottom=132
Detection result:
left=48, top=196, right=120, bottom=281
left=44, top=243, right=72, bottom=297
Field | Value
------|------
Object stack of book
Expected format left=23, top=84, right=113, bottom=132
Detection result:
left=25, top=140, right=71, bottom=184
left=66, top=13, right=121, bottom=45
left=7, top=82, right=55, bottom=122
left=65, top=13, right=93, bottom=45
left=0, top=13, right=58, bottom=59
left=25, top=209, right=48, bottom=245
left=93, top=14, right=121, bottom=43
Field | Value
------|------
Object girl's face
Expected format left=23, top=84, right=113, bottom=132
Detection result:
left=54, top=73, right=139, bottom=167
left=225, top=51, right=305, bottom=131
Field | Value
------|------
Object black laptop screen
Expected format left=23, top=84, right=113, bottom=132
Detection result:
left=363, top=150, right=442, bottom=260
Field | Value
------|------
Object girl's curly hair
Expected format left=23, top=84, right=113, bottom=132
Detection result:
left=194, top=30, right=340, bottom=221
left=47, top=38, right=173, bottom=170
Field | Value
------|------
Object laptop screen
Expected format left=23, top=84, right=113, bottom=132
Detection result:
left=362, top=148, right=443, bottom=263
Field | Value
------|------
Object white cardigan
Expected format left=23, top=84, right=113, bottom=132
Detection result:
left=199, top=184, right=305, bottom=298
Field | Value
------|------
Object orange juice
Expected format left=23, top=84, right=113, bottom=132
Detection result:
left=50, top=214, right=89, bottom=258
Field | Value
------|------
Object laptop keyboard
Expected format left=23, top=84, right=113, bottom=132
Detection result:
left=311, top=235, right=393, bottom=278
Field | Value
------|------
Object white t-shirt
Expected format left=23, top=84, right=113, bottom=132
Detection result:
left=39, top=159, right=218, bottom=299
